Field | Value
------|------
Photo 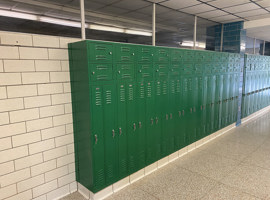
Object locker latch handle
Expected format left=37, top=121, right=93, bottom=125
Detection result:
left=155, top=117, right=158, bottom=124
left=201, top=105, right=202, bottom=110
left=193, top=107, right=196, bottom=112
left=109, top=52, right=112, bottom=55
left=170, top=113, right=173, bottom=119
left=112, top=129, right=115, bottom=138
left=133, top=123, right=136, bottom=131
left=166, top=114, right=169, bottom=120
left=119, top=128, right=122, bottom=135
left=94, top=134, right=98, bottom=144
left=182, top=110, right=185, bottom=116
left=139, top=122, right=142, bottom=128
left=178, top=111, right=181, bottom=117
left=190, top=108, right=192, bottom=113
left=151, top=118, right=154, bottom=125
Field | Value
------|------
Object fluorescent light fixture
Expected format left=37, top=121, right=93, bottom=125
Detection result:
left=0, top=9, right=152, bottom=37
left=180, top=41, right=206, bottom=48
left=89, top=24, right=124, bottom=33
left=125, top=29, right=152, bottom=36
left=0, top=10, right=37, bottom=21
left=39, top=16, right=81, bottom=28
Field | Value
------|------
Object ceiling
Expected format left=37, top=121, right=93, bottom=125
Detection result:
left=0, top=0, right=269, bottom=46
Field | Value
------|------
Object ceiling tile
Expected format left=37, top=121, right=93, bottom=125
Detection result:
left=236, top=8, right=268, bottom=17
left=121, top=11, right=152, bottom=21
left=112, top=0, right=151, bottom=11
left=256, top=0, right=270, bottom=8
left=245, top=13, right=270, bottom=20
left=96, top=6, right=130, bottom=16
left=0, top=0, right=17, bottom=9
left=198, top=9, right=228, bottom=18
left=208, top=0, right=250, bottom=8
left=146, top=0, right=166, bottom=3
left=210, top=14, right=239, bottom=22
left=160, top=0, right=200, bottom=10
left=138, top=4, right=169, bottom=15
left=67, top=1, right=105, bottom=11
left=223, top=3, right=261, bottom=13
left=13, top=3, right=50, bottom=15
left=179, top=4, right=215, bottom=14
left=92, top=0, right=120, bottom=5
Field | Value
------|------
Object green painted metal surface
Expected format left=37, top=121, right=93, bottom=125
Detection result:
left=242, top=55, right=270, bottom=118
left=68, top=40, right=267, bottom=193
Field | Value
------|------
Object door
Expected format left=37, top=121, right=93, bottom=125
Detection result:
left=126, top=83, right=137, bottom=174
left=103, top=84, right=118, bottom=185
left=117, top=83, right=128, bottom=179
left=136, top=82, right=146, bottom=171
left=145, top=82, right=156, bottom=165
left=90, top=86, right=105, bottom=191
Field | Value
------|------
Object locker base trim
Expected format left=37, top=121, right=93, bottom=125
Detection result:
left=241, top=105, right=270, bottom=125
left=77, top=119, right=252, bottom=200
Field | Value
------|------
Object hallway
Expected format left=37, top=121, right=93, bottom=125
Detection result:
left=62, top=111, right=270, bottom=200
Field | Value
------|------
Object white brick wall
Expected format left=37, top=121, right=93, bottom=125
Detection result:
left=0, top=31, right=77, bottom=200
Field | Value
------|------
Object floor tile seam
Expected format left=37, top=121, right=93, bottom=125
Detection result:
left=239, top=159, right=270, bottom=173
left=137, top=187, right=161, bottom=200
left=198, top=148, right=251, bottom=163
left=219, top=180, right=265, bottom=200
left=210, top=182, right=264, bottom=200
left=177, top=166, right=225, bottom=185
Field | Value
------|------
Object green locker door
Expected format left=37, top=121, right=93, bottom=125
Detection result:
left=222, top=74, right=228, bottom=128
left=136, top=82, right=146, bottom=171
left=196, top=76, right=204, bottom=140
left=90, top=86, right=105, bottom=192
left=168, top=79, right=176, bottom=155
left=210, top=75, right=216, bottom=134
left=182, top=77, right=188, bottom=144
left=202, top=76, right=208, bottom=137
left=88, top=42, right=113, bottom=63
left=145, top=82, right=156, bottom=165
left=103, top=84, right=118, bottom=185
left=155, top=81, right=162, bottom=159
left=126, top=83, right=137, bottom=174
left=117, top=83, right=128, bottom=179
left=114, top=44, right=136, bottom=63
left=161, top=80, right=169, bottom=156
left=116, top=63, right=135, bottom=80
left=174, top=79, right=185, bottom=150
left=193, top=76, right=199, bottom=141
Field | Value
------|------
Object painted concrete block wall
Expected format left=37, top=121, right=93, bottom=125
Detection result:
left=0, top=31, right=80, bottom=200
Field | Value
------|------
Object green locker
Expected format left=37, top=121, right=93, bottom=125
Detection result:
left=117, top=83, right=128, bottom=179
left=136, top=82, right=146, bottom=170
left=168, top=79, right=176, bottom=154
left=174, top=79, right=185, bottom=150
left=88, top=42, right=113, bottom=63
left=103, top=84, right=118, bottom=185
left=155, top=81, right=162, bottom=159
left=145, top=82, right=156, bottom=165
left=160, top=80, right=170, bottom=157
left=70, top=40, right=266, bottom=194
left=90, top=86, right=106, bottom=192
left=126, top=83, right=137, bottom=174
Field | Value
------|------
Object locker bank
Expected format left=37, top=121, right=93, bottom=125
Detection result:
left=1, top=1, right=270, bottom=200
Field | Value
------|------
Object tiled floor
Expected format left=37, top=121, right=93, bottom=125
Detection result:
left=61, top=111, right=270, bottom=200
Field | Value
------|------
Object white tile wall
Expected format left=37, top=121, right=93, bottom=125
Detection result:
left=0, top=31, right=76, bottom=200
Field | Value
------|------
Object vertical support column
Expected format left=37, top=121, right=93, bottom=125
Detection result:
left=220, top=24, right=224, bottom=52
left=263, top=40, right=265, bottom=55
left=253, top=38, right=256, bottom=54
left=80, top=0, right=86, bottom=40
left=152, top=3, right=156, bottom=46
left=193, top=15, right=197, bottom=50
